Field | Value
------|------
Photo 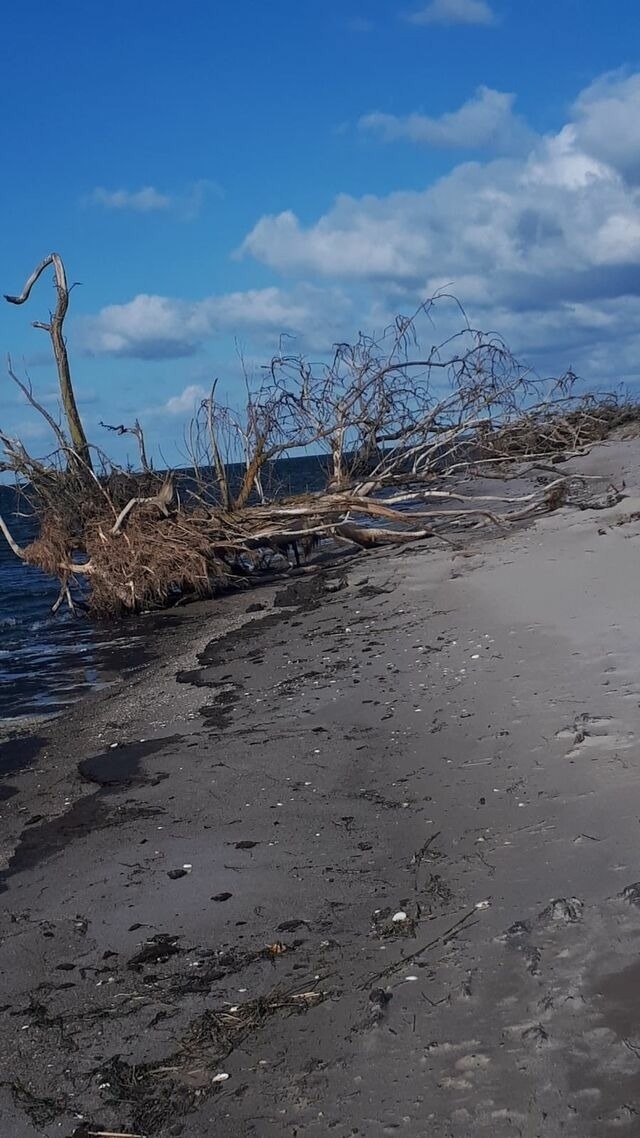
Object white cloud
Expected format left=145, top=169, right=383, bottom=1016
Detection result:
left=86, top=179, right=222, bottom=219
left=81, top=294, right=199, bottom=359
left=239, top=203, right=430, bottom=279
left=181, top=179, right=223, bottom=219
left=240, top=71, right=640, bottom=385
left=164, top=385, right=208, bottom=415
left=77, top=70, right=640, bottom=392
left=241, top=99, right=640, bottom=299
left=572, top=71, right=640, bottom=184
left=79, top=285, right=352, bottom=360
left=360, top=86, right=532, bottom=153
left=407, top=0, right=496, bottom=26
left=89, top=186, right=172, bottom=212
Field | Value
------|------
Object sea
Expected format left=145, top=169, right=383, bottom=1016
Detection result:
left=0, top=456, right=331, bottom=725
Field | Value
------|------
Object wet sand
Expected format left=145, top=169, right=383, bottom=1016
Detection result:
left=3, top=439, right=640, bottom=1136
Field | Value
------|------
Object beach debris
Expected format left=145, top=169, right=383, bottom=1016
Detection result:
left=167, top=940, right=300, bottom=996
left=499, top=920, right=532, bottom=941
left=166, top=868, right=189, bottom=880
left=234, top=840, right=259, bottom=850
left=71, top=1129, right=147, bottom=1138
left=522, top=1023, right=550, bottom=1048
left=363, top=906, right=478, bottom=988
left=410, top=832, right=442, bottom=868
left=373, top=907, right=417, bottom=939
left=539, top=897, right=584, bottom=924
left=94, top=983, right=325, bottom=1132
left=277, top=919, right=309, bottom=932
left=369, top=987, right=393, bottom=1007
left=127, top=934, right=182, bottom=970
left=475, top=899, right=491, bottom=911
left=368, top=987, right=393, bottom=1023
left=212, top=891, right=233, bottom=902
left=621, top=882, right=640, bottom=906
left=265, top=942, right=287, bottom=956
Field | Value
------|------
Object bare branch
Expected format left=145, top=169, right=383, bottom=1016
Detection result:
left=110, top=478, right=174, bottom=535
left=101, top=418, right=152, bottom=472
left=7, top=355, right=69, bottom=450
left=0, top=513, right=25, bottom=559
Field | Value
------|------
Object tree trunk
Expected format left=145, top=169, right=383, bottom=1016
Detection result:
left=5, top=254, right=92, bottom=471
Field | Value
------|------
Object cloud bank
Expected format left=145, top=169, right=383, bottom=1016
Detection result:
left=237, top=71, right=640, bottom=380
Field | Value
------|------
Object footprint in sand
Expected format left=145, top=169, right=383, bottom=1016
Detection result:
left=555, top=713, right=634, bottom=759
left=594, top=650, right=640, bottom=699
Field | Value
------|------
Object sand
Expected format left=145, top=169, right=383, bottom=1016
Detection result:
left=2, top=438, right=640, bottom=1136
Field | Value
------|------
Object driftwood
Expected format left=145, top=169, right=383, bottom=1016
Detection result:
left=334, top=521, right=444, bottom=547
left=1, top=257, right=637, bottom=616
left=111, top=478, right=174, bottom=535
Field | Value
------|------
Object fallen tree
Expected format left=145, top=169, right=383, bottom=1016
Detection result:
left=0, top=255, right=636, bottom=616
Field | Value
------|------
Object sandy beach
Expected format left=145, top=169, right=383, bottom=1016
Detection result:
left=2, top=437, right=640, bottom=1136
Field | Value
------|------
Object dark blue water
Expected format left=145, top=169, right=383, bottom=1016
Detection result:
left=0, top=485, right=149, bottom=721
left=0, top=455, right=330, bottom=723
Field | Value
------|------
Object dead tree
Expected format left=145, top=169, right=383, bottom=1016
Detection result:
left=0, top=269, right=635, bottom=617
left=4, top=253, right=92, bottom=471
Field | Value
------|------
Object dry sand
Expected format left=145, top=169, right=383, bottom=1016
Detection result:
left=2, top=438, right=640, bottom=1136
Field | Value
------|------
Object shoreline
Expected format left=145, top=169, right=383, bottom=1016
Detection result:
left=0, top=569, right=327, bottom=858
left=3, top=439, right=640, bottom=1135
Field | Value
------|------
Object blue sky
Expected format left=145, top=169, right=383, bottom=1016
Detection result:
left=1, top=0, right=640, bottom=467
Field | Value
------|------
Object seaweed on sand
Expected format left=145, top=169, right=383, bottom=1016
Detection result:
left=95, top=983, right=325, bottom=1134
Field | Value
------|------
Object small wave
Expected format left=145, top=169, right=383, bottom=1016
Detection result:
left=26, top=618, right=51, bottom=633
left=0, top=616, right=18, bottom=629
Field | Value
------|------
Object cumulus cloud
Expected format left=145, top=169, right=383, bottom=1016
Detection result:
left=79, top=70, right=640, bottom=389
left=80, top=285, right=352, bottom=360
left=238, top=203, right=429, bottom=280
left=360, top=86, right=532, bottom=153
left=241, top=140, right=639, bottom=303
left=81, top=294, right=200, bottom=359
left=572, top=71, right=640, bottom=184
left=164, top=385, right=208, bottom=415
left=406, top=0, right=496, bottom=26
left=240, top=71, right=640, bottom=383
